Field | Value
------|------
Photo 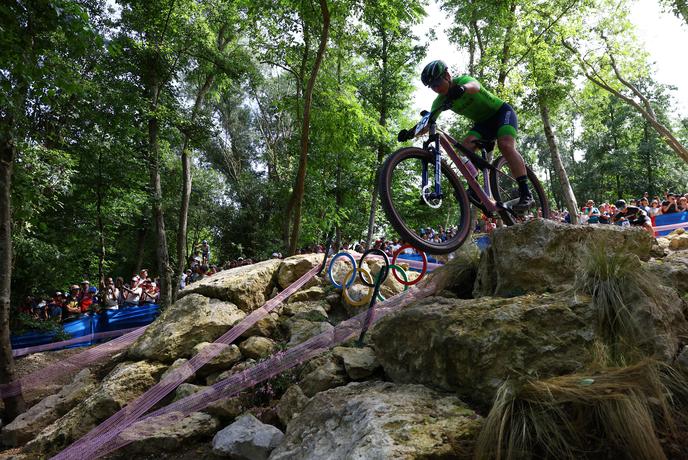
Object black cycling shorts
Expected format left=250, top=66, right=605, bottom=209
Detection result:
left=468, top=103, right=518, bottom=140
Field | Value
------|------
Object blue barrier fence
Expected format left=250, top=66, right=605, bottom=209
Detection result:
left=654, top=211, right=688, bottom=236
left=11, top=304, right=160, bottom=351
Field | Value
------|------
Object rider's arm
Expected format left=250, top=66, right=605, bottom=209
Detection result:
left=463, top=80, right=480, bottom=94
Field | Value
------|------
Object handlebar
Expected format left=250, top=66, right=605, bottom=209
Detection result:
left=397, top=85, right=466, bottom=142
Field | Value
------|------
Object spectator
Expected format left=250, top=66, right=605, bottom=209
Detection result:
left=103, top=277, right=119, bottom=310
left=661, top=194, right=678, bottom=214
left=47, top=292, right=63, bottom=321
left=649, top=199, right=662, bottom=217
left=114, top=277, right=126, bottom=307
left=678, top=196, right=688, bottom=212
left=582, top=200, right=600, bottom=224
left=122, top=277, right=142, bottom=307
left=64, top=285, right=81, bottom=320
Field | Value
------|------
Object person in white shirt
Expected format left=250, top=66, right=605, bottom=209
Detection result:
left=122, top=277, right=142, bottom=306
left=103, top=277, right=120, bottom=310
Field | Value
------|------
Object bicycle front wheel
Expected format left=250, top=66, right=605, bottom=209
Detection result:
left=378, top=147, right=472, bottom=255
left=489, top=156, right=550, bottom=222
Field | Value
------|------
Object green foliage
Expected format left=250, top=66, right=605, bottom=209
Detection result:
left=12, top=313, right=70, bottom=341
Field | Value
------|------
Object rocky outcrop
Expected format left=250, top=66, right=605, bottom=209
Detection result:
left=24, top=360, right=166, bottom=455
left=213, top=414, right=284, bottom=460
left=178, top=259, right=282, bottom=311
left=269, top=381, right=482, bottom=460
left=276, top=254, right=323, bottom=290
left=372, top=293, right=596, bottom=407
left=128, top=294, right=246, bottom=362
left=1, top=369, right=97, bottom=446
left=474, top=219, right=654, bottom=297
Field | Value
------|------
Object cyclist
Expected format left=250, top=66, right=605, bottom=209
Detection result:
left=404, top=60, right=534, bottom=212
left=612, top=199, right=654, bottom=234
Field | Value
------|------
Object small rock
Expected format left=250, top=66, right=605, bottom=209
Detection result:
left=212, top=414, right=284, bottom=460
left=288, top=286, right=328, bottom=303
left=159, top=358, right=194, bottom=383
left=173, top=383, right=206, bottom=402
left=332, top=346, right=380, bottom=380
left=191, top=342, right=242, bottom=377
left=119, top=412, right=220, bottom=455
left=287, top=320, right=333, bottom=348
left=207, top=359, right=258, bottom=386
left=241, top=313, right=278, bottom=338
left=299, top=356, right=348, bottom=397
left=669, top=234, right=688, bottom=250
left=280, top=301, right=329, bottom=318
left=276, top=385, right=310, bottom=425
left=205, top=396, right=245, bottom=422
left=239, top=336, right=276, bottom=360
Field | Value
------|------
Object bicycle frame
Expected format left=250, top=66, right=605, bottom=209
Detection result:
left=420, top=119, right=504, bottom=216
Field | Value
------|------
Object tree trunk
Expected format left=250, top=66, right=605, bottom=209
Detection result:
left=366, top=30, right=389, bottom=249
left=0, top=117, right=26, bottom=421
left=174, top=74, right=214, bottom=301
left=537, top=94, right=579, bottom=224
left=288, top=0, right=331, bottom=255
left=148, top=83, right=172, bottom=306
left=497, top=0, right=517, bottom=89
left=96, top=149, right=106, bottom=289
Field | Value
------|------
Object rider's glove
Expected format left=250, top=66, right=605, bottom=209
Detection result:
left=446, top=84, right=466, bottom=101
left=397, top=129, right=414, bottom=142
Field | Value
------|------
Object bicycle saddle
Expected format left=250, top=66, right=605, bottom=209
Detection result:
left=471, top=139, right=496, bottom=152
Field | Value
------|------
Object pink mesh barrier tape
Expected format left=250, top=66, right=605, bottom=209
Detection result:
left=56, top=273, right=440, bottom=459
left=0, top=326, right=148, bottom=399
left=12, top=327, right=142, bottom=358
left=51, top=263, right=324, bottom=460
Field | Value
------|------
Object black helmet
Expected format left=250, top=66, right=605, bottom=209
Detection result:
left=421, top=60, right=448, bottom=86
left=615, top=199, right=626, bottom=210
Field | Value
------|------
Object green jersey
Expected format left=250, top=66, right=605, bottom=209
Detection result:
left=430, top=75, right=504, bottom=122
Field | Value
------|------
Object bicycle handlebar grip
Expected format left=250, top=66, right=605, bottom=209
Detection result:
left=397, top=129, right=414, bottom=142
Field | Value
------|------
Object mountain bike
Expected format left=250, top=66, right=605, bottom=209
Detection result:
left=378, top=106, right=549, bottom=254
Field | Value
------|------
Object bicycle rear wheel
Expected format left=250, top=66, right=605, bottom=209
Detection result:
left=489, top=156, right=550, bottom=223
left=378, top=147, right=471, bottom=255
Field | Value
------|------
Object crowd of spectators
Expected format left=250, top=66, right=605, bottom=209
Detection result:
left=19, top=269, right=161, bottom=324
left=553, top=191, right=688, bottom=234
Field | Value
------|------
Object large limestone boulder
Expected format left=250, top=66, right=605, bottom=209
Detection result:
left=371, top=289, right=687, bottom=408
left=213, top=414, right=284, bottom=460
left=128, top=294, right=246, bottom=362
left=474, top=219, right=654, bottom=297
left=269, top=381, right=482, bottom=460
left=118, top=411, right=220, bottom=455
left=1, top=369, right=96, bottom=446
left=277, top=254, right=323, bottom=289
left=372, top=294, right=595, bottom=407
left=179, top=259, right=282, bottom=311
left=24, top=360, right=166, bottom=455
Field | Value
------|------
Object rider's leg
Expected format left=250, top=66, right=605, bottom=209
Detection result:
left=497, top=134, right=533, bottom=209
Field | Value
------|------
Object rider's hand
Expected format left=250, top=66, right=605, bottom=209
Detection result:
left=397, top=129, right=414, bottom=142
left=446, top=84, right=466, bottom=101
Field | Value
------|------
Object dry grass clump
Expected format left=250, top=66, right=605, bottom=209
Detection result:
left=573, top=243, right=647, bottom=349
left=475, top=359, right=688, bottom=460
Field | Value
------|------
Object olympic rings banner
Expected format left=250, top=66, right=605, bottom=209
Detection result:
left=327, top=246, right=431, bottom=307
